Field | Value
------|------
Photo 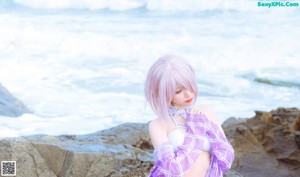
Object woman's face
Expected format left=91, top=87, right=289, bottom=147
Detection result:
left=171, top=87, right=195, bottom=109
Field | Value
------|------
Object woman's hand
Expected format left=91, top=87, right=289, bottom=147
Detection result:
left=190, top=106, right=220, bottom=125
left=190, top=107, right=203, bottom=115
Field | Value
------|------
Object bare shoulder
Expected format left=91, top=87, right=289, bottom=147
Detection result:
left=148, top=118, right=169, bottom=148
left=148, top=118, right=168, bottom=134
left=149, top=118, right=162, bottom=131
left=197, top=105, right=225, bottom=134
left=197, top=105, right=219, bottom=124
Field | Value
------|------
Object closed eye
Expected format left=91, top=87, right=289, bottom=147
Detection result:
left=176, top=89, right=182, bottom=94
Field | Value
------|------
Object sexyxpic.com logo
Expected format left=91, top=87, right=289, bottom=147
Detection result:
left=258, top=1, right=299, bottom=7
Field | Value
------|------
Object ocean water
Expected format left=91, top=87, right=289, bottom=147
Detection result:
left=0, top=0, right=299, bottom=138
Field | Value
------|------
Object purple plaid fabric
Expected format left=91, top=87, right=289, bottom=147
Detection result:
left=149, top=114, right=234, bottom=177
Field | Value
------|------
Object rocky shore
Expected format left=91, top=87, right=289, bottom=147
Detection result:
left=0, top=123, right=153, bottom=177
left=1, top=83, right=300, bottom=177
left=224, top=107, right=300, bottom=177
left=1, top=107, right=299, bottom=177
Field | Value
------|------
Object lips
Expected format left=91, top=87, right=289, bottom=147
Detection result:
left=185, top=98, right=193, bottom=103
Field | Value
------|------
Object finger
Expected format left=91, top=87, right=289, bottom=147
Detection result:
left=190, top=108, right=200, bottom=115
left=192, top=108, right=202, bottom=115
left=190, top=108, right=196, bottom=115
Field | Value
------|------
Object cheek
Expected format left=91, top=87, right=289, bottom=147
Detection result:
left=172, top=94, right=182, bottom=103
left=191, top=93, right=196, bottom=98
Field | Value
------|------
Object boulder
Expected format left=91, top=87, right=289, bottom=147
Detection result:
left=223, top=107, right=300, bottom=177
left=0, top=123, right=153, bottom=177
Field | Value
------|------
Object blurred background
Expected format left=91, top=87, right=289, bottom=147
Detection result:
left=0, top=0, right=299, bottom=138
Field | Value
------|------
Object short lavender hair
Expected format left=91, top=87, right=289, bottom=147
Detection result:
left=144, top=55, right=198, bottom=123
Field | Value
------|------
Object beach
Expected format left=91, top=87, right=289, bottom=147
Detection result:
left=0, top=0, right=299, bottom=138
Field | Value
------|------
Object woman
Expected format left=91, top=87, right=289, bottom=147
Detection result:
left=144, top=55, right=234, bottom=177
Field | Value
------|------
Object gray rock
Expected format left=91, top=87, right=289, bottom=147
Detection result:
left=0, top=123, right=153, bottom=177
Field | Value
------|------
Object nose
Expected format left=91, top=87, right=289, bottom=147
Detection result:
left=184, top=89, right=192, bottom=98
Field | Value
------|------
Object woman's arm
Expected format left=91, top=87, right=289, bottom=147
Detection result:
left=149, top=118, right=206, bottom=176
left=188, top=112, right=234, bottom=174
left=148, top=119, right=169, bottom=147
left=206, top=118, right=235, bottom=173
